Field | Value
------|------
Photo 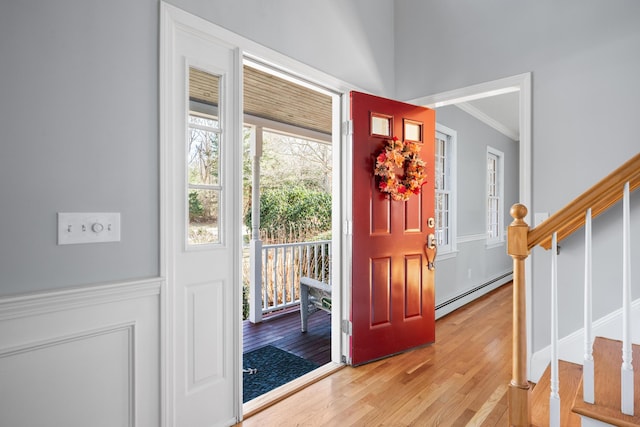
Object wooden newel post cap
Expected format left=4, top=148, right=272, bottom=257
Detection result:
left=510, top=204, right=528, bottom=223
left=508, top=204, right=529, bottom=257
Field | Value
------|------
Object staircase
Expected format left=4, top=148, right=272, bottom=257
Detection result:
left=506, top=153, right=640, bottom=425
left=531, top=337, right=640, bottom=426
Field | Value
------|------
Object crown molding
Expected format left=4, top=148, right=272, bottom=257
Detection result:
left=455, top=102, right=519, bottom=141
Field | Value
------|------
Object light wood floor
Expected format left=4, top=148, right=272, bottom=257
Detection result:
left=237, top=282, right=513, bottom=426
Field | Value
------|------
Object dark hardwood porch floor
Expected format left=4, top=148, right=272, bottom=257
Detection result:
left=243, top=308, right=331, bottom=366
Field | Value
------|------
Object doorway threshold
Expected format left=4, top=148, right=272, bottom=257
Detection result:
left=242, top=362, right=344, bottom=419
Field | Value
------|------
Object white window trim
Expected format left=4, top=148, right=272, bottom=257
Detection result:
left=486, top=146, right=504, bottom=247
left=434, top=123, right=457, bottom=256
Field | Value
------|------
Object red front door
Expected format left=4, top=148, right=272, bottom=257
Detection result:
left=350, top=91, right=436, bottom=365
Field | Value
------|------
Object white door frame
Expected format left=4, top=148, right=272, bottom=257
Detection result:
left=407, top=72, right=534, bottom=379
left=160, top=3, right=359, bottom=424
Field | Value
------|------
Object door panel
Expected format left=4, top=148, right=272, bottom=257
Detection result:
left=370, top=257, right=391, bottom=326
left=350, top=91, right=436, bottom=365
left=404, top=255, right=422, bottom=318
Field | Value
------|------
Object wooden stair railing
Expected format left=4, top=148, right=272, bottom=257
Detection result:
left=506, top=153, right=640, bottom=426
left=528, top=153, right=640, bottom=251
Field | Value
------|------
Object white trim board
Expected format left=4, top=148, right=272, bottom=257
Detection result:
left=407, top=75, right=522, bottom=109
left=0, top=278, right=161, bottom=321
left=530, top=297, right=640, bottom=383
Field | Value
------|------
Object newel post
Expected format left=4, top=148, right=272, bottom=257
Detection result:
left=507, top=204, right=531, bottom=426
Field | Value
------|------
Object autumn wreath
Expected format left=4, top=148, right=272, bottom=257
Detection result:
left=374, top=136, right=427, bottom=201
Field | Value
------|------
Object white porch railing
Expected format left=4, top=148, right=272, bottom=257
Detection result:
left=249, top=240, right=331, bottom=322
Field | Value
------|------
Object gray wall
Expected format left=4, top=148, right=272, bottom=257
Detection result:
left=2, top=0, right=638, bottom=354
left=0, top=0, right=395, bottom=296
left=0, top=0, right=159, bottom=294
left=435, top=105, right=519, bottom=304
left=167, top=0, right=396, bottom=97
left=394, top=0, right=640, bottom=352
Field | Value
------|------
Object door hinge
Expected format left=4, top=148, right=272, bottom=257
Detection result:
left=341, top=319, right=352, bottom=335
left=343, top=120, right=353, bottom=136
left=344, top=219, right=353, bottom=235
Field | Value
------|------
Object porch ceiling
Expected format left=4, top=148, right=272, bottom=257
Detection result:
left=189, top=65, right=333, bottom=135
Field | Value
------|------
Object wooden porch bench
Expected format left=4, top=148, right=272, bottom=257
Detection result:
left=300, top=276, right=331, bottom=332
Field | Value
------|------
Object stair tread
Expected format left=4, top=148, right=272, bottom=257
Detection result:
left=531, top=360, right=583, bottom=427
left=572, top=337, right=640, bottom=426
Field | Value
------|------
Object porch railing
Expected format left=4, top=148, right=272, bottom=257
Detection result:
left=249, top=239, right=331, bottom=322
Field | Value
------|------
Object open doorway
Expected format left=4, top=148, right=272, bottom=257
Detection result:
left=161, top=6, right=351, bottom=424
left=408, top=72, right=533, bottom=375
left=237, top=61, right=336, bottom=403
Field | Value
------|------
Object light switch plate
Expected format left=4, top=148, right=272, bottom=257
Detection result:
left=57, top=212, right=121, bottom=245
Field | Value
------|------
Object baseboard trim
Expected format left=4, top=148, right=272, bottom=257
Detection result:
left=435, top=271, right=513, bottom=319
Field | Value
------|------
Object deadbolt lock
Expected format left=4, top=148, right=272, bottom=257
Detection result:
left=427, top=217, right=435, bottom=228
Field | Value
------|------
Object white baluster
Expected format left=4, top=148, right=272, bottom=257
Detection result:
left=621, top=181, right=634, bottom=415
left=584, top=208, right=595, bottom=403
left=297, top=245, right=303, bottom=301
left=550, top=232, right=560, bottom=426
left=273, top=247, right=279, bottom=309
left=288, top=246, right=294, bottom=304
left=327, top=242, right=332, bottom=284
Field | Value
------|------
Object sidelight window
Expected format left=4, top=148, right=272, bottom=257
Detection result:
left=187, top=67, right=222, bottom=246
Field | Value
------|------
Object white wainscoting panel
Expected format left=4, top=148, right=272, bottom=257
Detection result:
left=0, top=278, right=161, bottom=427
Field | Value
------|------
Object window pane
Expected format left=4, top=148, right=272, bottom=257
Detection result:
left=188, top=189, right=220, bottom=245
left=189, top=114, right=219, bottom=129
left=189, top=67, right=220, bottom=112
left=404, top=120, right=422, bottom=142
left=435, top=137, right=445, bottom=190
left=188, top=125, right=220, bottom=185
left=371, top=114, right=391, bottom=136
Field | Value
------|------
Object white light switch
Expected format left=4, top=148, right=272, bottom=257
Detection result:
left=57, top=212, right=121, bottom=245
